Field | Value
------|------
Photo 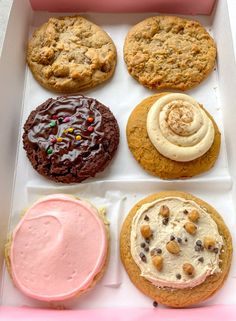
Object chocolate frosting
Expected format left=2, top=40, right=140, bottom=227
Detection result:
left=23, top=95, right=119, bottom=183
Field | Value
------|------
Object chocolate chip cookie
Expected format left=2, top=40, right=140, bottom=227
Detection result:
left=27, top=16, right=117, bottom=93
left=23, top=95, right=120, bottom=183
left=120, top=191, right=232, bottom=307
left=124, top=16, right=216, bottom=90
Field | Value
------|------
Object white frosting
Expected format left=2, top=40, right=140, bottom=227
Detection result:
left=130, top=197, right=223, bottom=289
left=146, top=93, right=215, bottom=162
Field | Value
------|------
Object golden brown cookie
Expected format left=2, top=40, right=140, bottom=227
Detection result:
left=120, top=191, right=232, bottom=307
left=124, top=16, right=216, bottom=91
left=27, top=16, right=117, bottom=93
left=126, top=93, right=221, bottom=179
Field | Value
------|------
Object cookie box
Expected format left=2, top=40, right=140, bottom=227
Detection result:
left=0, top=0, right=236, bottom=319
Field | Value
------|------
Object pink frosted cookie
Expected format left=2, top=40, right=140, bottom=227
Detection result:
left=5, top=194, right=109, bottom=302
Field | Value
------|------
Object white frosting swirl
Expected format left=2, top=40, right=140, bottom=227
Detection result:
left=130, top=197, right=223, bottom=289
left=146, top=94, right=215, bottom=162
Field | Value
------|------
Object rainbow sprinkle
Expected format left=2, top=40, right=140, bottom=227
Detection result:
left=47, top=148, right=53, bottom=155
left=49, top=120, right=56, bottom=127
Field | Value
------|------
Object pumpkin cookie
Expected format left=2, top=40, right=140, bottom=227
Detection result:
left=120, top=191, right=232, bottom=307
left=126, top=93, right=221, bottom=179
left=5, top=194, right=109, bottom=302
left=27, top=16, right=117, bottom=93
left=124, top=16, right=216, bottom=90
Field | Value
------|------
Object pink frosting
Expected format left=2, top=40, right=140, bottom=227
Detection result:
left=10, top=194, right=108, bottom=302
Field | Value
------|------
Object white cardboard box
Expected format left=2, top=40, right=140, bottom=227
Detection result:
left=0, top=0, right=236, bottom=319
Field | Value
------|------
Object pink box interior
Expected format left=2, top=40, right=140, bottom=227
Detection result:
left=29, top=0, right=216, bottom=14
left=1, top=305, right=236, bottom=321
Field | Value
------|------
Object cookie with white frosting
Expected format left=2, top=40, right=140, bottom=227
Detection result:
left=126, top=93, right=221, bottom=179
left=5, top=194, right=109, bottom=302
left=120, top=191, right=232, bottom=307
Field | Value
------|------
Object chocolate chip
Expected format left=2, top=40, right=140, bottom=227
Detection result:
left=176, top=273, right=182, bottom=280
left=144, top=215, right=149, bottom=221
left=177, top=237, right=182, bottom=244
left=58, top=117, right=64, bottom=123
left=198, top=257, right=204, bottom=263
left=213, top=248, right=219, bottom=254
left=144, top=246, right=149, bottom=252
left=196, top=243, right=204, bottom=251
left=150, top=249, right=155, bottom=256
left=170, top=235, right=175, bottom=241
left=153, top=301, right=158, bottom=308
left=140, top=242, right=146, bottom=248
left=139, top=252, right=147, bottom=263
left=183, top=209, right=188, bottom=215
left=150, top=248, right=162, bottom=256
left=196, top=240, right=202, bottom=246
left=195, top=243, right=204, bottom=251
left=162, top=218, right=169, bottom=225
left=145, top=238, right=150, bottom=244
left=185, top=238, right=188, bottom=242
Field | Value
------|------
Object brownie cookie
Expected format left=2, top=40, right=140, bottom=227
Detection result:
left=124, top=16, right=216, bottom=91
left=23, top=95, right=119, bottom=183
left=27, top=16, right=117, bottom=93
left=120, top=191, right=232, bottom=307
left=126, top=93, right=221, bottom=179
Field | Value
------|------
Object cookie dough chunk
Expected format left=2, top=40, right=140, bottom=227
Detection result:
left=27, top=16, right=117, bottom=93
left=126, top=93, right=221, bottom=179
left=120, top=191, right=232, bottom=307
left=5, top=194, right=109, bottom=302
left=124, top=16, right=216, bottom=90
left=23, top=95, right=120, bottom=183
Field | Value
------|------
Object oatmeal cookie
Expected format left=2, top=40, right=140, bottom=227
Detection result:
left=124, top=16, right=216, bottom=90
left=27, top=16, right=117, bottom=93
